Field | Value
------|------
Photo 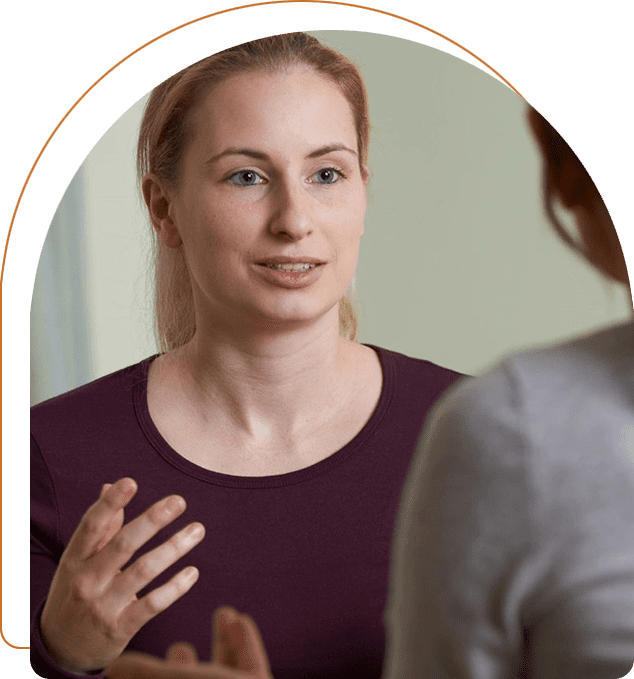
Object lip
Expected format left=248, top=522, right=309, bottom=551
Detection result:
left=253, top=259, right=326, bottom=289
left=255, top=256, right=327, bottom=265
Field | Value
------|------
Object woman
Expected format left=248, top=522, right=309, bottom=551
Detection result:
left=106, top=108, right=634, bottom=679
left=30, top=33, right=462, bottom=678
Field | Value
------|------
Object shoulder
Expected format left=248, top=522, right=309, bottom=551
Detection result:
left=434, top=323, right=634, bottom=581
left=514, top=319, right=633, bottom=375
left=492, top=320, right=634, bottom=421
left=31, top=358, right=154, bottom=436
left=369, top=344, right=465, bottom=403
left=369, top=345, right=467, bottom=436
left=432, top=320, right=633, bottom=426
left=30, top=358, right=157, bottom=512
left=351, top=345, right=465, bottom=472
left=417, top=320, right=634, bottom=489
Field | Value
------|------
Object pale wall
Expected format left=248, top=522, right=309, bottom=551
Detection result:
left=30, top=30, right=632, bottom=403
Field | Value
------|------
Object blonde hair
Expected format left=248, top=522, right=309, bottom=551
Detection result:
left=138, top=33, right=370, bottom=352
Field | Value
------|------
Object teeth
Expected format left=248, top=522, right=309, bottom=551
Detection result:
left=266, top=263, right=317, bottom=271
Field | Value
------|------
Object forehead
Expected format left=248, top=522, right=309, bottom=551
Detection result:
left=186, top=66, right=358, bottom=154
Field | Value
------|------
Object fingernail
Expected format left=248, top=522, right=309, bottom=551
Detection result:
left=185, top=523, right=205, bottom=539
left=184, top=566, right=199, bottom=581
left=221, top=607, right=237, bottom=625
left=167, top=495, right=185, bottom=512
left=118, top=478, right=137, bottom=496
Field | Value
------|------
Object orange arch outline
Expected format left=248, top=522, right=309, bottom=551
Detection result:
left=1, top=0, right=522, bottom=651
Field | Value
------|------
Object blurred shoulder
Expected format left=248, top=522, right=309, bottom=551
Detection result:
left=438, top=319, right=633, bottom=418
left=418, top=320, right=634, bottom=478
left=498, top=319, right=634, bottom=412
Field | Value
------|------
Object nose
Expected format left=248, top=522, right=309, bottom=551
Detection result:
left=268, top=179, right=313, bottom=241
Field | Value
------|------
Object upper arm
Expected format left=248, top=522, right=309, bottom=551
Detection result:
left=31, top=433, right=63, bottom=618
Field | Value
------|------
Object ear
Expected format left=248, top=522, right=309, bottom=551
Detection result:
left=142, top=173, right=183, bottom=248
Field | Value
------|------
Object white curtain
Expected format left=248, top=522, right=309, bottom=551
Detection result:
left=30, top=169, right=93, bottom=405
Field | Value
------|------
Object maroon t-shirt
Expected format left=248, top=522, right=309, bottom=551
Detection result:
left=31, top=347, right=463, bottom=678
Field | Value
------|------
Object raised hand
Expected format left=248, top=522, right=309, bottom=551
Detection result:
left=40, top=478, right=205, bottom=673
left=105, top=607, right=273, bottom=679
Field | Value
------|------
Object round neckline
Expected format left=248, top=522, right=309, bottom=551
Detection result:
left=132, top=345, right=395, bottom=488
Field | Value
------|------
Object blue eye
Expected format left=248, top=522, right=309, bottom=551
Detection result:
left=312, top=168, right=342, bottom=185
left=228, top=170, right=264, bottom=186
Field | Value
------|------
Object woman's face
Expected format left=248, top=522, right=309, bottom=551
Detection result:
left=161, top=66, right=368, bottom=335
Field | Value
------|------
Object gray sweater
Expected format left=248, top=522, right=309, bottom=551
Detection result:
left=385, top=320, right=634, bottom=679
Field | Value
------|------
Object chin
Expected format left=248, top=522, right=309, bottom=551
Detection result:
left=252, top=298, right=341, bottom=330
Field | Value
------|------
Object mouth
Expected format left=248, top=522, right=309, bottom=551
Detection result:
left=254, top=257, right=326, bottom=289
left=260, top=262, right=320, bottom=272
left=256, top=258, right=326, bottom=272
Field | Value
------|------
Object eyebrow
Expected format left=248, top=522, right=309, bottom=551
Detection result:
left=307, top=144, right=358, bottom=159
left=206, top=143, right=358, bottom=165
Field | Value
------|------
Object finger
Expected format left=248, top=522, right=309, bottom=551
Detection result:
left=106, top=652, right=175, bottom=679
left=94, top=509, right=125, bottom=554
left=99, top=483, right=113, bottom=499
left=107, top=653, right=242, bottom=679
left=111, top=521, right=205, bottom=598
left=166, top=642, right=199, bottom=665
left=120, top=566, right=200, bottom=637
left=94, top=493, right=187, bottom=577
left=228, top=613, right=271, bottom=675
left=94, top=484, right=123, bottom=553
left=211, top=607, right=271, bottom=675
left=211, top=607, right=238, bottom=666
left=66, top=478, right=138, bottom=561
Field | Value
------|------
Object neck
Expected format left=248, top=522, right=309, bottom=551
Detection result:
left=163, top=308, right=358, bottom=439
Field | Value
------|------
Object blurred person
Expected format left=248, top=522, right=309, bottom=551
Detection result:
left=383, top=106, right=634, bottom=678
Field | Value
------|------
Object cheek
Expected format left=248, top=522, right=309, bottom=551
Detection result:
left=349, top=201, right=367, bottom=242
left=332, top=190, right=366, bottom=241
left=331, top=204, right=364, bottom=273
left=179, top=196, right=245, bottom=249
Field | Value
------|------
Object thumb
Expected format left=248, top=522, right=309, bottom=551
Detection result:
left=212, top=607, right=271, bottom=676
left=212, top=607, right=238, bottom=666
left=232, top=612, right=271, bottom=677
